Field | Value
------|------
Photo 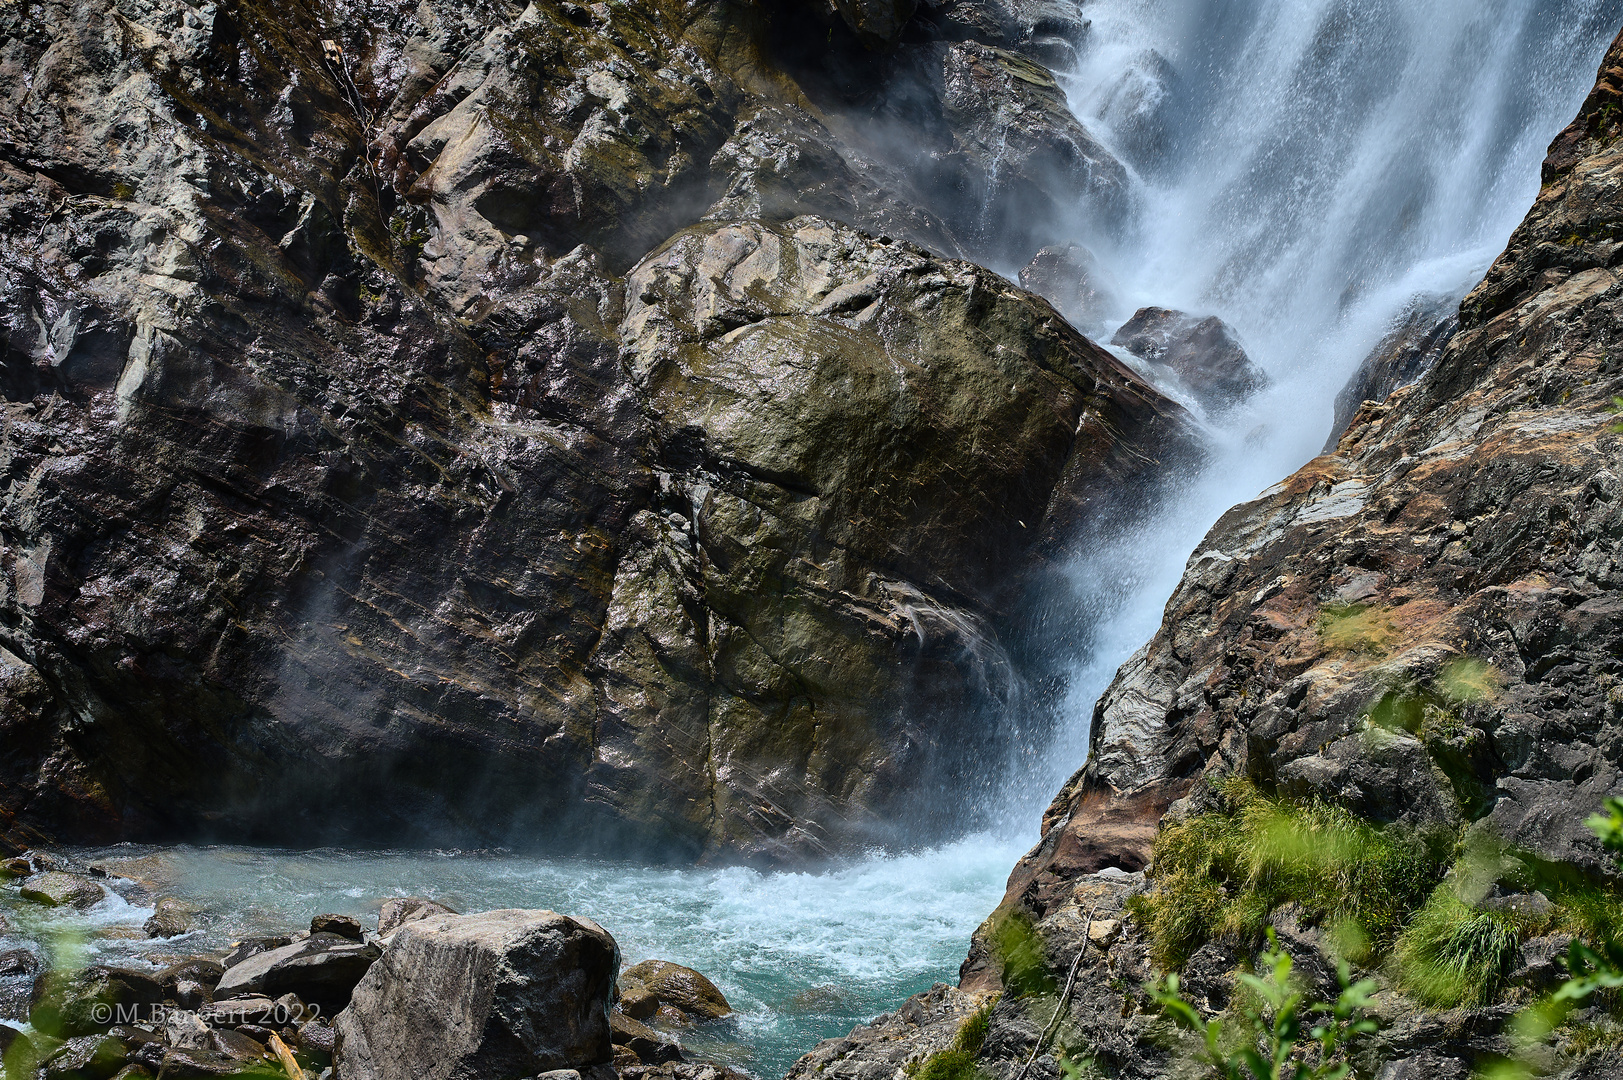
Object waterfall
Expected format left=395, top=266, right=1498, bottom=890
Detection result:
left=994, top=0, right=1623, bottom=830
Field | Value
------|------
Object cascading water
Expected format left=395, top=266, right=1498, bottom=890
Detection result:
left=1000, top=0, right=1623, bottom=820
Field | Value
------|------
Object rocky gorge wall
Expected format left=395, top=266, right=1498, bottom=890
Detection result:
left=779, top=19, right=1623, bottom=1080
left=0, top=0, right=1203, bottom=861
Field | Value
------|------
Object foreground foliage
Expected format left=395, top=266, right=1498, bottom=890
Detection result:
left=1151, top=930, right=1378, bottom=1080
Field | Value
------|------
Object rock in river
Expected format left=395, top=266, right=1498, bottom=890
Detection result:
left=335, top=909, right=619, bottom=1080
left=1112, top=306, right=1269, bottom=416
left=214, top=934, right=381, bottom=1015
left=618, top=961, right=730, bottom=1024
left=18, top=872, right=105, bottom=910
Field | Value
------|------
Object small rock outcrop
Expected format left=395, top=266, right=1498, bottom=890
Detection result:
left=309, top=914, right=364, bottom=942
left=377, top=897, right=458, bottom=938
left=1018, top=243, right=1120, bottom=330
left=18, top=872, right=104, bottom=910
left=1111, top=306, right=1270, bottom=416
left=1324, top=295, right=1459, bottom=450
left=143, top=896, right=198, bottom=939
left=214, top=934, right=381, bottom=1014
left=334, top=909, right=619, bottom=1080
left=618, top=960, right=731, bottom=1025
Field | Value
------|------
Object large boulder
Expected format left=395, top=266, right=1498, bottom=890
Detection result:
left=334, top=910, right=619, bottom=1080
left=0, top=0, right=1192, bottom=861
left=1111, top=306, right=1269, bottom=416
left=213, top=934, right=381, bottom=1014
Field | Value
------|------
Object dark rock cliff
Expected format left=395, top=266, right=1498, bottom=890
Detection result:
left=0, top=0, right=1197, bottom=860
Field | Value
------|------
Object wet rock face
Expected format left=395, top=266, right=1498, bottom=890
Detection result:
left=1325, top=296, right=1459, bottom=450
left=1015, top=25, right=1623, bottom=921
left=0, top=0, right=1189, bottom=860
left=1111, top=307, right=1269, bottom=417
left=937, top=41, right=1130, bottom=254
left=1018, top=243, right=1118, bottom=330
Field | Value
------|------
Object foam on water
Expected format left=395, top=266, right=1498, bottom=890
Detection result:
left=5, top=835, right=1023, bottom=1076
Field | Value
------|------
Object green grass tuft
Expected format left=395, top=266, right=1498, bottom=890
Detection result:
left=953, top=995, right=997, bottom=1056
left=912, top=1050, right=978, bottom=1080
left=1129, top=780, right=1447, bottom=969
left=1395, top=889, right=1522, bottom=1007
left=991, top=912, right=1054, bottom=998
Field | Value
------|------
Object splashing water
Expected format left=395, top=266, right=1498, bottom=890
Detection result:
left=0, top=836, right=1023, bottom=1076
left=995, top=0, right=1623, bottom=819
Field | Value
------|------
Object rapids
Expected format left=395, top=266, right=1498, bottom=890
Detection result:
left=9, top=836, right=1025, bottom=1076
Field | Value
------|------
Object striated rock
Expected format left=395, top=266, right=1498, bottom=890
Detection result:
left=618, top=960, right=730, bottom=1024
left=19, top=872, right=105, bottom=909
left=334, top=909, right=619, bottom=1080
left=1018, top=243, right=1119, bottom=330
left=376, top=897, right=458, bottom=938
left=214, top=935, right=380, bottom=1015
left=1111, top=306, right=1269, bottom=417
left=1325, top=295, right=1459, bottom=450
left=309, top=914, right=364, bottom=941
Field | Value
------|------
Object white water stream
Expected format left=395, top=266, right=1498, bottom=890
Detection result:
left=4, top=4, right=1621, bottom=1076
left=1006, top=0, right=1623, bottom=813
